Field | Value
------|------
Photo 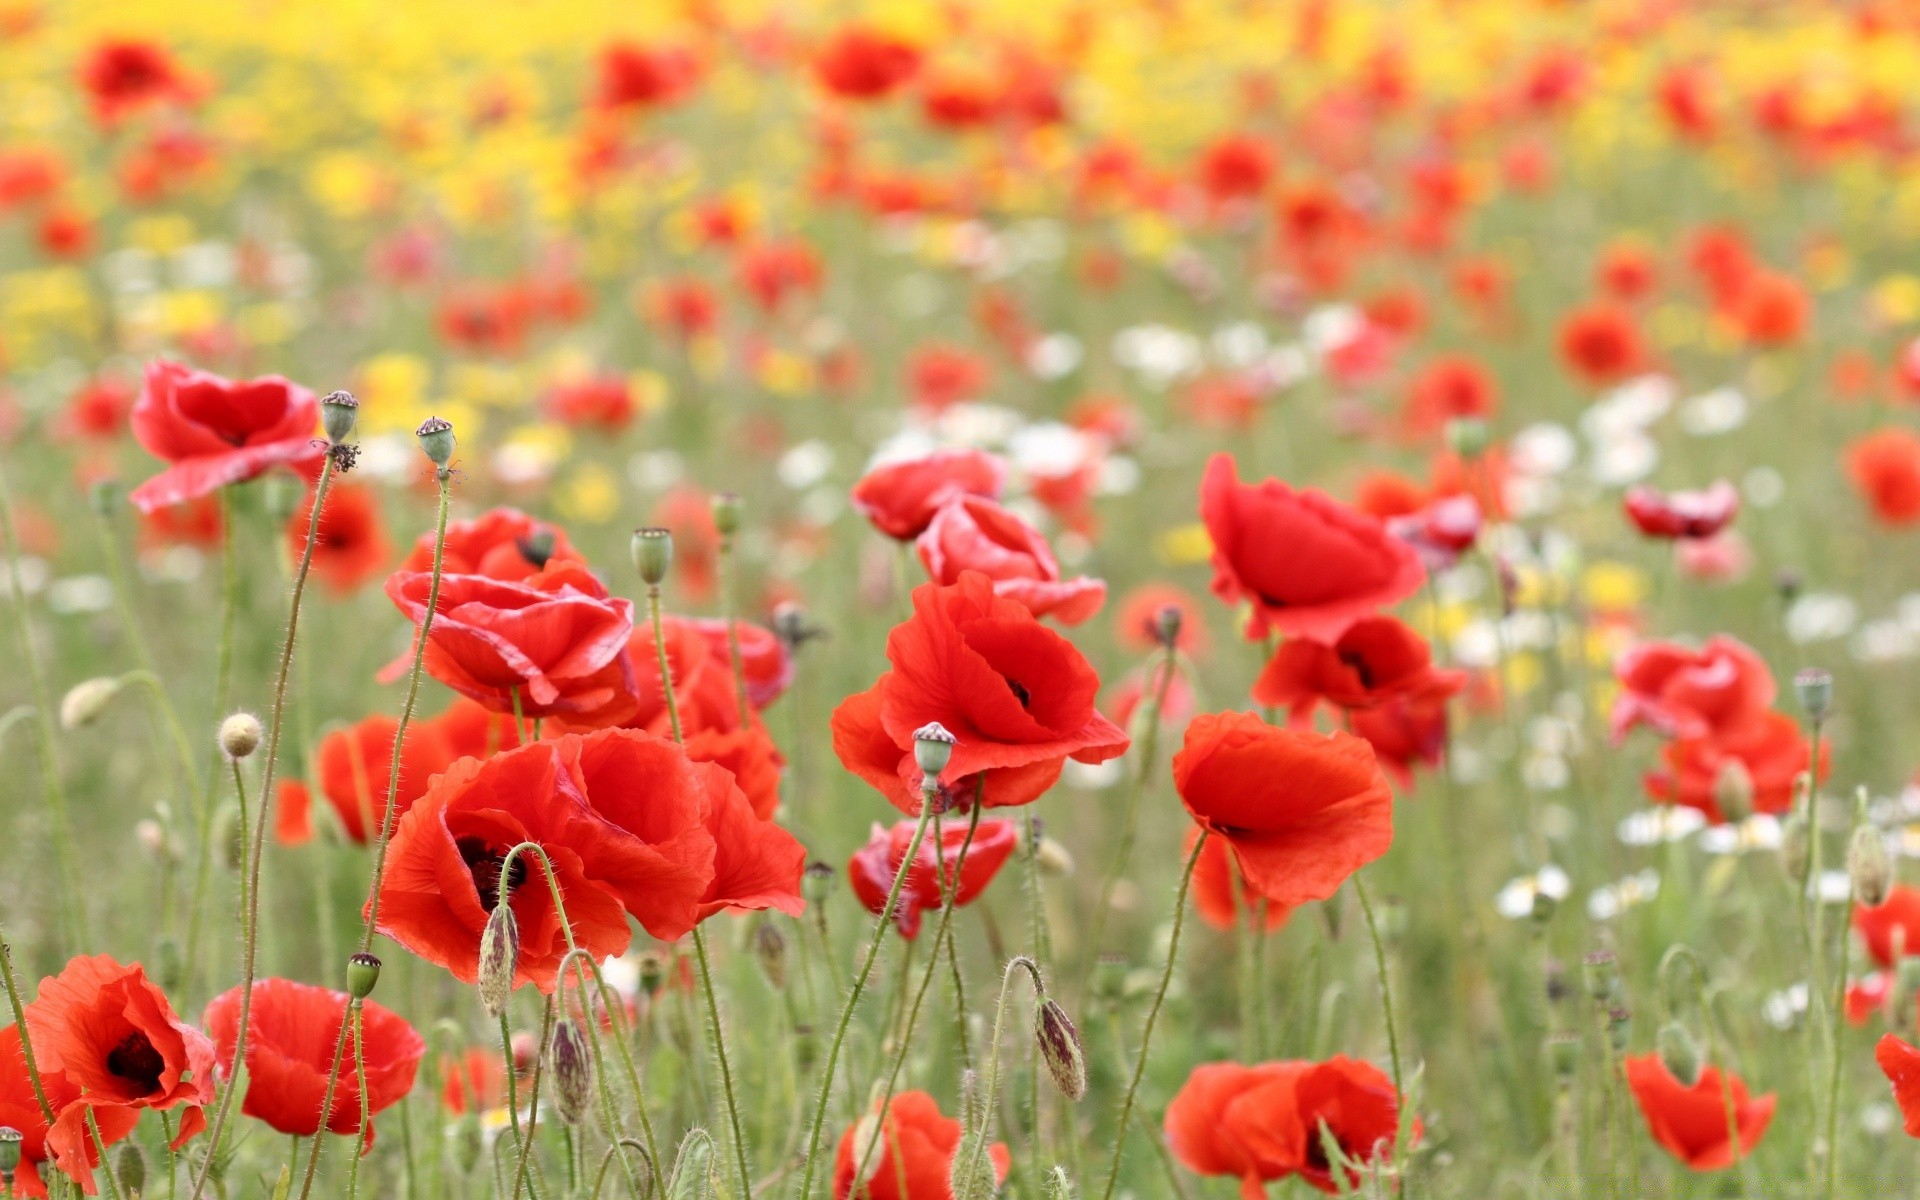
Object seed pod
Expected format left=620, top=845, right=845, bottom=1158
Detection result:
left=346, top=952, right=382, bottom=1000
left=1581, top=951, right=1618, bottom=1002
left=60, top=677, right=124, bottom=730
left=1656, top=1021, right=1702, bottom=1086
left=1607, top=1007, right=1632, bottom=1054
left=1781, top=812, right=1812, bottom=884
left=549, top=1017, right=593, bottom=1126
left=478, top=905, right=520, bottom=1018
left=415, top=415, right=456, bottom=469
left=0, top=1126, right=22, bottom=1178
left=1034, top=998, right=1088, bottom=1101
left=1794, top=668, right=1833, bottom=721
left=802, top=862, right=835, bottom=905
left=516, top=528, right=556, bottom=570
left=913, top=722, right=957, bottom=778
left=1446, top=416, right=1491, bottom=459
left=711, top=492, right=743, bottom=537
left=114, top=1140, right=147, bottom=1195
left=219, top=712, right=263, bottom=759
left=1545, top=1032, right=1580, bottom=1082
left=631, top=527, right=673, bottom=585
left=1849, top=825, right=1892, bottom=908
left=753, top=920, right=788, bottom=991
left=950, top=1070, right=997, bottom=1200
left=1713, top=760, right=1754, bottom=825
left=321, top=390, right=359, bottom=445
left=1154, top=604, right=1184, bottom=648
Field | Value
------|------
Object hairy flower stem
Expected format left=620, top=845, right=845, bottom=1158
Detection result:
left=188, top=455, right=337, bottom=1200
left=0, top=465, right=86, bottom=943
left=1099, top=832, right=1207, bottom=1200
left=1823, top=801, right=1861, bottom=1200
left=1354, top=873, right=1407, bottom=1168
left=1022, top=809, right=1050, bottom=1175
left=957, top=956, right=1046, bottom=1200
left=716, top=530, right=752, bottom=728
left=185, top=487, right=240, bottom=988
left=646, top=585, right=681, bottom=742
left=509, top=997, right=557, bottom=1200
left=0, top=928, right=57, bottom=1126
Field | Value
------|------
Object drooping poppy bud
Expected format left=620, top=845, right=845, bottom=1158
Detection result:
left=1656, top=1021, right=1702, bottom=1087
left=549, top=1018, right=592, bottom=1126
left=220, top=711, right=263, bottom=759
left=1851, top=824, right=1893, bottom=908
left=1034, top=998, right=1088, bottom=1101
left=478, top=905, right=519, bottom=1018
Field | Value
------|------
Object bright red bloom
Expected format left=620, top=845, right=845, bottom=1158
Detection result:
left=78, top=39, right=190, bottom=124
left=1624, top=481, right=1739, bottom=539
left=1597, top=239, right=1660, bottom=300
left=1609, top=636, right=1775, bottom=743
left=395, top=506, right=583, bottom=583
left=1252, top=616, right=1464, bottom=723
left=1847, top=428, right=1920, bottom=526
left=1731, top=270, right=1808, bottom=346
left=831, top=1091, right=1007, bottom=1200
left=1114, top=583, right=1208, bottom=657
left=0, top=1024, right=93, bottom=1198
left=309, top=699, right=520, bottom=844
left=439, top=1047, right=506, bottom=1114
left=1557, top=302, right=1646, bottom=387
left=203, top=979, right=423, bottom=1141
left=27, top=956, right=214, bottom=1193
left=1166, top=1056, right=1404, bottom=1195
left=58, top=376, right=134, bottom=441
left=852, top=448, right=1008, bottom=541
left=1195, top=133, right=1274, bottom=203
left=128, top=360, right=323, bottom=513
left=906, top=343, right=990, bottom=412
left=832, top=572, right=1129, bottom=813
left=1347, top=693, right=1450, bottom=788
left=848, top=817, right=1019, bottom=937
left=1877, top=1034, right=1920, bottom=1136
left=916, top=495, right=1104, bottom=624
left=386, top=562, right=638, bottom=725
left=814, top=25, right=921, bottom=101
left=1173, top=711, right=1393, bottom=907
left=734, top=239, right=823, bottom=313
left=1642, top=711, right=1825, bottom=823
left=1385, top=494, right=1483, bottom=572
left=1623, top=1055, right=1774, bottom=1171
left=1402, top=355, right=1498, bottom=439
left=1189, top=830, right=1291, bottom=933
left=288, top=481, right=391, bottom=594
left=593, top=41, right=700, bottom=111
left=543, top=376, right=636, bottom=433
left=374, top=731, right=720, bottom=991
left=1200, top=454, right=1425, bottom=642
left=642, top=276, right=720, bottom=341
left=1856, top=886, right=1920, bottom=968
left=690, top=766, right=807, bottom=924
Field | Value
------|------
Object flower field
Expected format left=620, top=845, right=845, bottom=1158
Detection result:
left=6, top=0, right=1920, bottom=1196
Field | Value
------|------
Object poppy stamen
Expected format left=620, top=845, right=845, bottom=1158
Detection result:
left=106, top=1032, right=166, bottom=1093
left=457, top=837, right=530, bottom=911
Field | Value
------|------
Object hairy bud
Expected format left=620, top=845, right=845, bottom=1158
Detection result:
left=1034, top=998, right=1088, bottom=1101
left=950, top=1070, right=997, bottom=1200
left=114, top=1140, right=147, bottom=1195
left=549, top=1018, right=593, bottom=1126
left=478, top=905, right=520, bottom=1018
left=1781, top=812, right=1812, bottom=884
left=753, top=920, right=788, bottom=990
left=1849, top=825, right=1892, bottom=908
left=1656, top=1021, right=1702, bottom=1086
left=60, top=676, right=124, bottom=730
left=219, top=712, right=263, bottom=759
left=1713, top=760, right=1754, bottom=826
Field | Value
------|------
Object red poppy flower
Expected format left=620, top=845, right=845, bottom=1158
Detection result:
left=1252, top=616, right=1464, bottom=724
left=1200, top=454, right=1425, bottom=643
left=577, top=615, right=789, bottom=739
left=287, top=481, right=391, bottom=594
left=374, top=731, right=717, bottom=992
left=1286, top=1057, right=1405, bottom=1193
left=0, top=1023, right=93, bottom=1199
left=27, top=956, right=214, bottom=1192
left=57, top=376, right=133, bottom=441
left=832, top=573, right=1129, bottom=814
left=682, top=723, right=784, bottom=820
left=831, top=1091, right=1007, bottom=1200
left=1401, top=355, right=1499, bottom=439
left=1597, top=240, right=1660, bottom=301
left=1623, top=1055, right=1774, bottom=1171
left=1856, top=886, right=1920, bottom=968
left=1624, top=481, right=1739, bottom=539
left=1195, top=133, right=1274, bottom=203
left=1847, top=428, right=1920, bottom=526
left=1165, top=1056, right=1404, bottom=1195
left=689, top=762, right=806, bottom=923
left=543, top=376, right=637, bottom=433
left=1877, top=1034, right=1920, bottom=1136
left=814, top=25, right=921, bottom=101
left=1347, top=693, right=1451, bottom=788
left=643, top=276, right=721, bottom=341
left=651, top=486, right=721, bottom=603
left=593, top=41, right=700, bottom=111
left=1385, top=494, right=1483, bottom=572
left=733, top=239, right=823, bottom=313
left=1173, top=711, right=1393, bottom=907
left=275, top=779, right=313, bottom=846
left=852, top=449, right=1009, bottom=541
left=906, top=343, right=990, bottom=412
left=1609, top=636, right=1775, bottom=743
left=78, top=39, right=190, bottom=124
left=916, top=495, right=1105, bottom=624
left=203, top=979, right=423, bottom=1141
left=311, top=713, right=451, bottom=844
left=128, top=359, right=324, bottom=513
left=848, top=817, right=1019, bottom=938
left=439, top=1047, right=506, bottom=1114
left=1556, top=303, right=1646, bottom=388
left=1188, top=830, right=1292, bottom=933
left=395, top=506, right=583, bottom=583
left=386, top=562, right=638, bottom=725
left=1642, top=710, right=1824, bottom=823
left=1730, top=270, right=1807, bottom=346
left=137, top=494, right=224, bottom=551
left=1113, top=583, right=1208, bottom=657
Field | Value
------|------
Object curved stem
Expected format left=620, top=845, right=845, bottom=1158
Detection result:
left=690, top=926, right=752, bottom=1199
left=1354, top=873, right=1407, bottom=1167
left=957, top=956, right=1045, bottom=1199
left=1099, top=832, right=1206, bottom=1200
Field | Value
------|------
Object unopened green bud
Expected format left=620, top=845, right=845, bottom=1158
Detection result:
left=1713, top=760, right=1754, bottom=825
left=1582, top=951, right=1618, bottom=1002
left=549, top=1018, right=593, bottom=1126
left=637, top=949, right=668, bottom=995
left=802, top=862, right=835, bottom=905
left=1043, top=1164, right=1075, bottom=1199
left=219, top=712, right=262, bottom=759
left=1034, top=998, right=1088, bottom=1101
left=114, top=1140, right=146, bottom=1195
left=347, top=952, right=382, bottom=1000
left=478, top=905, right=519, bottom=1018
left=711, top=492, right=743, bottom=537
left=1781, top=812, right=1812, bottom=884
left=1850, top=825, right=1892, bottom=908
left=631, top=527, right=673, bottom=585
left=1446, top=416, right=1491, bottom=460
left=950, top=1071, right=997, bottom=1200
left=1154, top=604, right=1184, bottom=648
left=1656, top=1021, right=1702, bottom=1086
left=1607, top=1007, right=1632, bottom=1053
left=321, top=390, right=359, bottom=445
left=415, top=415, right=456, bottom=470
left=60, top=676, right=125, bottom=730
left=913, top=722, right=956, bottom=778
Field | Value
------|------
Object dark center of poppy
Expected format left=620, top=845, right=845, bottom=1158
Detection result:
left=106, top=1032, right=165, bottom=1093
left=457, top=837, right=529, bottom=911
left=1005, top=677, right=1031, bottom=708
left=1337, top=648, right=1376, bottom=689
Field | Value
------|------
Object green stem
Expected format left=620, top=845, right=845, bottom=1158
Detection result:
left=690, top=926, right=753, bottom=1198
left=1082, top=643, right=1178, bottom=987
left=0, top=928, right=56, bottom=1125
left=1354, top=874, right=1407, bottom=1167
left=957, top=956, right=1046, bottom=1200
left=646, top=586, right=681, bottom=743
left=185, top=486, right=239, bottom=990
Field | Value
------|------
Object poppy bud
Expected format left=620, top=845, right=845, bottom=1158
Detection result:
left=951, top=1071, right=997, bottom=1200
left=1043, top=1165, right=1074, bottom=1199
left=549, top=1017, right=593, bottom=1126
left=1154, top=604, right=1184, bottom=649
left=0, top=1126, right=21, bottom=1178
left=711, top=492, right=743, bottom=537
left=517, top=529, right=557, bottom=570
left=1713, top=760, right=1754, bottom=825
left=1794, top=667, right=1833, bottom=722
left=415, top=415, right=456, bottom=470
left=632, top=527, right=673, bottom=585
left=1656, top=1020, right=1702, bottom=1086
left=670, top=1130, right=717, bottom=1198
left=637, top=949, right=668, bottom=995
left=1545, top=1032, right=1580, bottom=1082
left=802, top=861, right=835, bottom=905
left=88, top=478, right=121, bottom=518
left=753, top=921, right=787, bottom=990
left=1582, top=951, right=1618, bottom=1002
left=114, top=1140, right=146, bottom=1195
left=913, top=722, right=957, bottom=778
left=152, top=935, right=185, bottom=993
left=478, top=905, right=519, bottom=1018
left=1035, top=836, right=1074, bottom=877
left=846, top=1113, right=885, bottom=1194
left=1781, top=812, right=1812, bottom=884
left=1849, top=824, right=1892, bottom=908
left=321, top=390, right=359, bottom=445
left=1607, top=1007, right=1632, bottom=1053
left=220, top=712, right=262, bottom=760
left=452, top=1113, right=482, bottom=1175
left=346, top=952, right=382, bottom=1000
left=1034, top=998, right=1088, bottom=1101
left=1446, top=416, right=1491, bottom=460
left=60, top=676, right=124, bottom=729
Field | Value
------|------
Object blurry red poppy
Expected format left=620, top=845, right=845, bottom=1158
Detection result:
left=1166, top=1056, right=1404, bottom=1195
left=128, top=359, right=323, bottom=513
left=1173, top=711, right=1393, bottom=906
left=439, top=1046, right=506, bottom=1115
left=395, top=506, right=582, bottom=583
left=58, top=376, right=133, bottom=441
left=848, top=817, right=1018, bottom=937
left=1557, top=303, right=1645, bottom=387
left=1609, top=636, right=1775, bottom=743
left=814, top=25, right=921, bottom=101
left=1731, top=270, right=1808, bottom=346
left=1113, top=583, right=1208, bottom=657
left=1597, top=240, right=1659, bottom=301
left=832, top=572, right=1129, bottom=813
left=0, top=1023, right=92, bottom=1198
left=734, top=239, right=822, bottom=313
left=204, top=979, right=423, bottom=1141
left=593, top=41, right=700, bottom=111
left=137, top=494, right=224, bottom=551
left=1200, top=454, right=1425, bottom=643
left=1253, top=616, right=1464, bottom=723
left=852, top=448, right=1008, bottom=541
left=1642, top=710, right=1824, bottom=823
left=1623, top=1055, right=1774, bottom=1171
left=288, top=481, right=391, bottom=594
left=831, top=1091, right=1007, bottom=1200
left=906, top=343, right=990, bottom=412
left=543, top=376, right=637, bottom=433
left=1402, top=355, right=1498, bottom=439
left=1877, top=1034, right=1920, bottom=1136
left=643, top=277, right=721, bottom=341
left=916, top=495, right=1104, bottom=624
left=78, top=39, right=190, bottom=124
left=1624, top=481, right=1739, bottom=539
left=1195, top=133, right=1274, bottom=203
left=1856, top=886, right=1920, bottom=968
left=1847, top=428, right=1920, bottom=526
